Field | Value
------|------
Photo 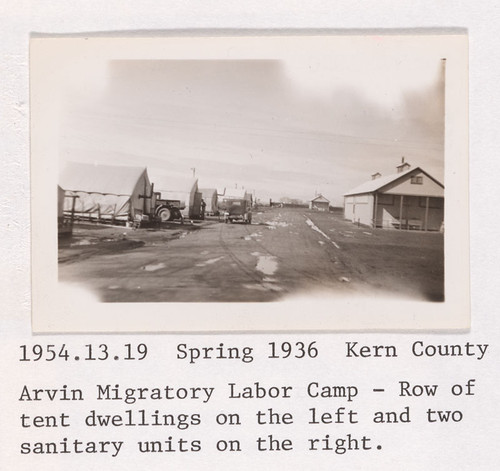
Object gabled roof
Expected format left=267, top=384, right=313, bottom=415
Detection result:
left=199, top=188, right=218, bottom=198
left=222, top=189, right=247, bottom=199
left=59, top=162, right=148, bottom=196
left=344, top=167, right=444, bottom=196
left=311, top=195, right=330, bottom=203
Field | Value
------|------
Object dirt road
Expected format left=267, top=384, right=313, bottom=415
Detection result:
left=59, top=208, right=444, bottom=302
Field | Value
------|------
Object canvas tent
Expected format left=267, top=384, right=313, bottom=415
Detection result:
left=152, top=175, right=201, bottom=219
left=59, top=162, right=153, bottom=222
left=344, top=165, right=444, bottom=231
left=200, top=188, right=218, bottom=215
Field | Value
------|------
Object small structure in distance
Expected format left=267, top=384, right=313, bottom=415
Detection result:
left=309, top=194, right=330, bottom=212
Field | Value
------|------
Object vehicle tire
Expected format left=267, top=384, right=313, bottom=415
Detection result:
left=158, top=207, right=172, bottom=222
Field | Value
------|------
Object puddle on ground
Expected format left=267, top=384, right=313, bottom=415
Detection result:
left=254, top=255, right=278, bottom=276
left=70, top=239, right=93, bottom=246
left=142, top=262, right=166, bottom=271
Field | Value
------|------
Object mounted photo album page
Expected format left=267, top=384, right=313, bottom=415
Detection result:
left=30, top=34, right=469, bottom=332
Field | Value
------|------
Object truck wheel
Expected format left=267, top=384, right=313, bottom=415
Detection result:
left=158, top=207, right=172, bottom=222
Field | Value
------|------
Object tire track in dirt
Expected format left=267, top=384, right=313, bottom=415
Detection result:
left=240, top=218, right=346, bottom=288
left=217, top=223, right=274, bottom=289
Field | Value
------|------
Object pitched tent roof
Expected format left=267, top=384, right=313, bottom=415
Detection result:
left=344, top=167, right=444, bottom=196
left=59, top=162, right=149, bottom=195
left=222, top=189, right=247, bottom=199
left=59, top=162, right=151, bottom=221
left=151, top=174, right=198, bottom=213
left=152, top=175, right=198, bottom=195
left=200, top=188, right=217, bottom=199
left=311, top=195, right=330, bottom=203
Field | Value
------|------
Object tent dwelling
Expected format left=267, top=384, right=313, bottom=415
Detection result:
left=57, top=185, right=73, bottom=237
left=344, top=161, right=444, bottom=230
left=59, top=162, right=153, bottom=223
left=309, top=194, right=330, bottom=211
left=152, top=174, right=202, bottom=219
left=199, top=188, right=218, bottom=215
left=244, top=189, right=254, bottom=208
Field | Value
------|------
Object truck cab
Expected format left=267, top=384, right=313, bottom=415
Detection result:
left=221, top=197, right=252, bottom=224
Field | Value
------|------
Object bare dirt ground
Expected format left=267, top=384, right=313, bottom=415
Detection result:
left=58, top=208, right=444, bottom=302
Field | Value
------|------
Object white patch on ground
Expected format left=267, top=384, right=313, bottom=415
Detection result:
left=254, top=255, right=278, bottom=276
left=266, top=220, right=290, bottom=228
left=108, top=285, right=120, bottom=290
left=179, top=232, right=188, bottom=239
left=142, top=262, right=166, bottom=271
left=339, top=276, right=351, bottom=282
left=244, top=232, right=261, bottom=241
left=363, top=232, right=372, bottom=236
left=200, top=250, right=209, bottom=255
left=196, top=256, right=225, bottom=267
left=70, top=239, right=92, bottom=246
left=304, top=217, right=340, bottom=249
left=318, top=240, right=325, bottom=245
left=244, top=283, right=284, bottom=292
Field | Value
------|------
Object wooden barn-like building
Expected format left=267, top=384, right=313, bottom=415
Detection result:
left=309, top=194, right=330, bottom=211
left=344, top=162, right=444, bottom=231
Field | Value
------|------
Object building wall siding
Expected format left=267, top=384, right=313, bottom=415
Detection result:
left=383, top=171, right=444, bottom=197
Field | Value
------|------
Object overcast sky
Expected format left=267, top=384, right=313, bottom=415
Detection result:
left=59, top=37, right=445, bottom=206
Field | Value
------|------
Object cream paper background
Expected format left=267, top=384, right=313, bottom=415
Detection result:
left=31, top=34, right=468, bottom=333
left=1, top=2, right=499, bottom=470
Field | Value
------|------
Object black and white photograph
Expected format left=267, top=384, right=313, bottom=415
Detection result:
left=31, top=35, right=469, bottom=331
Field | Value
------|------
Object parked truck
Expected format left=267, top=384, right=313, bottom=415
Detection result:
left=153, top=192, right=184, bottom=222
left=220, top=197, right=252, bottom=224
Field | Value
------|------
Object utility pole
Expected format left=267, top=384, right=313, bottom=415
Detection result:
left=191, top=167, right=196, bottom=178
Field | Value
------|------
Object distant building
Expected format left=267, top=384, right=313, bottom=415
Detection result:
left=309, top=194, right=330, bottom=212
left=344, top=162, right=444, bottom=230
left=200, top=188, right=218, bottom=215
left=59, top=162, right=153, bottom=223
